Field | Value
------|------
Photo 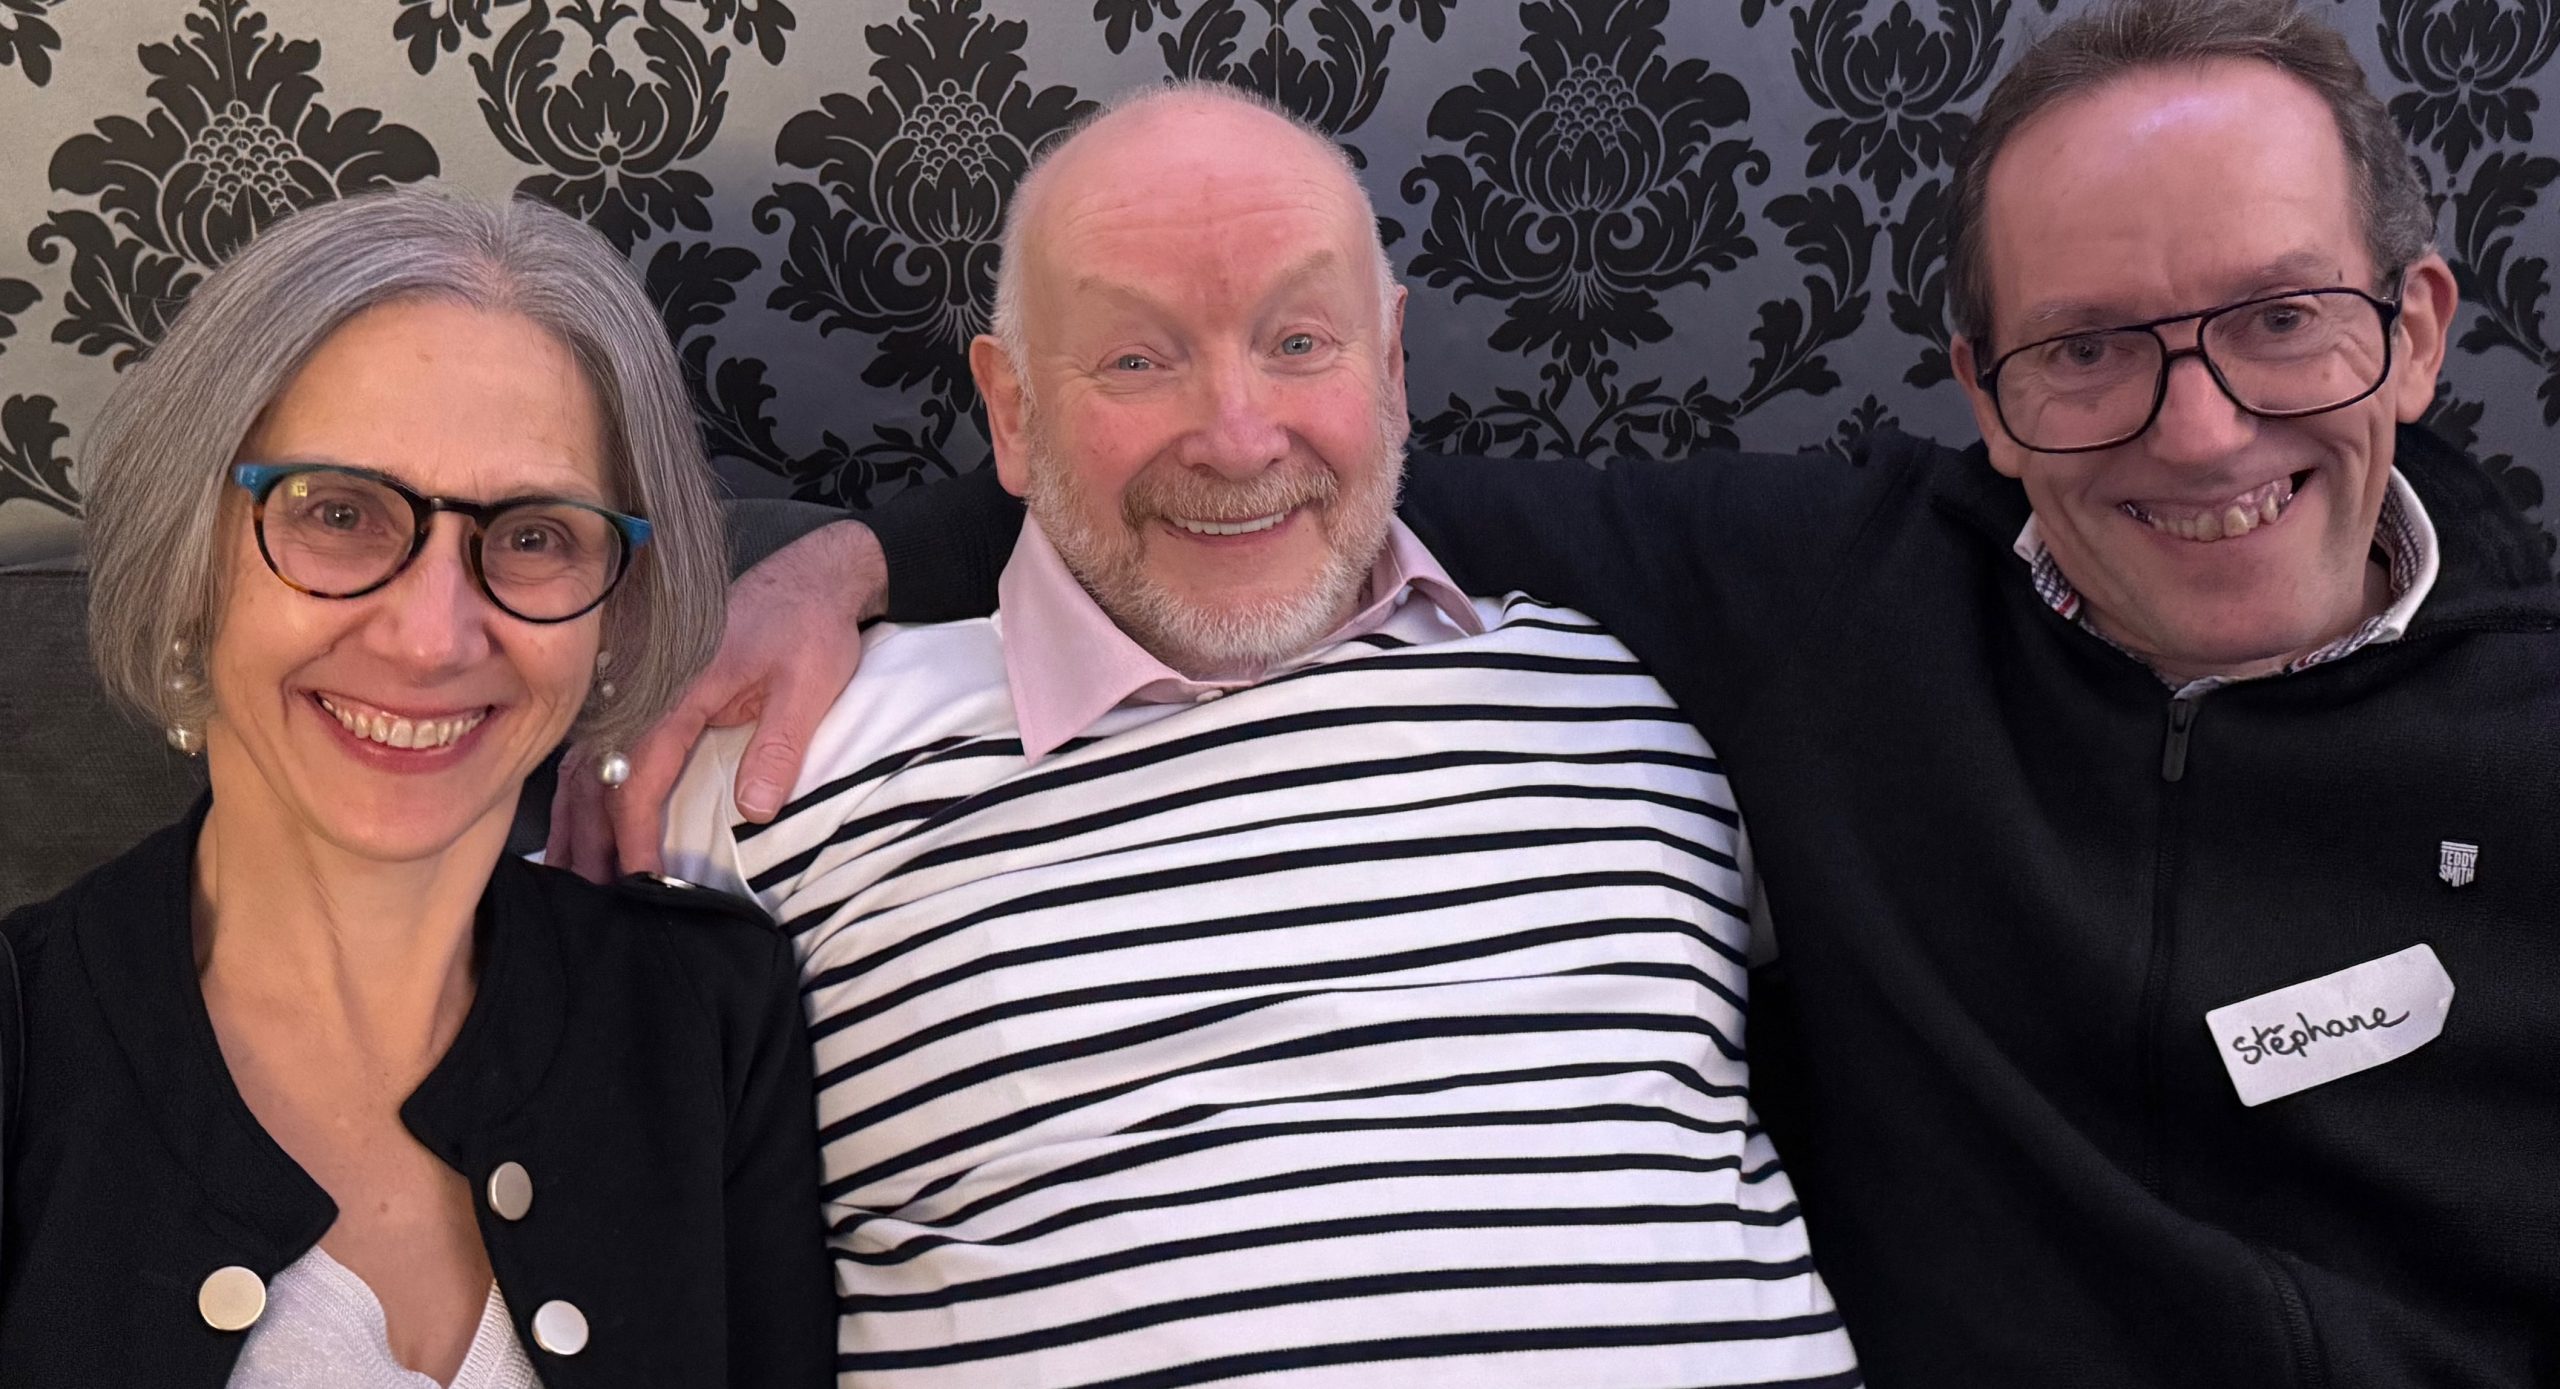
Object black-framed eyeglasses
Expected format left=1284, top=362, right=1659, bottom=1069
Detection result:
left=231, top=462, right=651, bottom=624
left=1973, top=284, right=2404, bottom=454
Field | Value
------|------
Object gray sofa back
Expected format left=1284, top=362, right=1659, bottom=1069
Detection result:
left=0, top=566, right=204, bottom=914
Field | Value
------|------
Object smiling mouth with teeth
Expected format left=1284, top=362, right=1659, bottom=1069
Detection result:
left=315, top=694, right=490, bottom=751
left=2121, top=473, right=2306, bottom=542
left=1170, top=511, right=1289, bottom=537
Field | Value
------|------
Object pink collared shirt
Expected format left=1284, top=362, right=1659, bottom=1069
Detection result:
left=997, top=517, right=1486, bottom=761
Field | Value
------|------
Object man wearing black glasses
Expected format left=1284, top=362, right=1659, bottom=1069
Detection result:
left=562, top=0, right=2559, bottom=1382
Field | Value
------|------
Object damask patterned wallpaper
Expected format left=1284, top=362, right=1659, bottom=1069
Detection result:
left=0, top=0, right=2552, bottom=566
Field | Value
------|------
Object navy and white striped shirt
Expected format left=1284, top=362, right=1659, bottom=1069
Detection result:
left=665, top=591, right=1858, bottom=1389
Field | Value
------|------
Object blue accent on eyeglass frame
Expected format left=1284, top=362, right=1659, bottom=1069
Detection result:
left=230, top=461, right=651, bottom=623
left=232, top=463, right=652, bottom=549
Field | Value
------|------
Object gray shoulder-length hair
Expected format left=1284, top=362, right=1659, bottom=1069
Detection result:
left=84, top=183, right=723, bottom=752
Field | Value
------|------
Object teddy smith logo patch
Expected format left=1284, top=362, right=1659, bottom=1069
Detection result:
left=2204, top=944, right=2456, bottom=1107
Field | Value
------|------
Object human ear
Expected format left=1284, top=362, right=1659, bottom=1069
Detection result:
left=1384, top=282, right=1409, bottom=399
left=2385, top=252, right=2460, bottom=423
left=972, top=336, right=1032, bottom=497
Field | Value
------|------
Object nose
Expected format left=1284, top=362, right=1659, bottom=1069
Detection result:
left=2144, top=337, right=2257, bottom=466
left=1174, top=353, right=1289, bottom=479
left=362, top=518, right=495, bottom=674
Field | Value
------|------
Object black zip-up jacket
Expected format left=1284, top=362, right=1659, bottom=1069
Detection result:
left=847, top=423, right=2560, bottom=1386
left=0, top=806, right=834, bottom=1386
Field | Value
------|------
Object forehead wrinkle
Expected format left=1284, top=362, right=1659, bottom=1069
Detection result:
left=254, top=302, right=605, bottom=465
left=1029, top=185, right=1367, bottom=355
left=2016, top=250, right=2357, bottom=334
left=1046, top=167, right=1348, bottom=249
left=256, top=453, right=609, bottom=512
left=1066, top=246, right=1353, bottom=318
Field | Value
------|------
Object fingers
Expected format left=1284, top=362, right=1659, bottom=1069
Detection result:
left=605, top=697, right=712, bottom=878
left=543, top=749, right=576, bottom=867
left=732, top=620, right=870, bottom=823
left=543, top=750, right=580, bottom=871
left=570, top=517, right=877, bottom=858
left=735, top=733, right=801, bottom=825
left=546, top=744, right=622, bottom=884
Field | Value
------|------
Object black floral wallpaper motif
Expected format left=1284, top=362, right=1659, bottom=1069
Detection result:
left=30, top=2, right=439, bottom=367
left=0, top=0, right=70, bottom=87
left=751, top=0, right=1092, bottom=505
left=0, top=0, right=2553, bottom=560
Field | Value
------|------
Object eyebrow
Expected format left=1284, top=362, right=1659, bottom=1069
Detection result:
left=263, top=456, right=610, bottom=509
left=1256, top=249, right=1348, bottom=310
left=2014, top=251, right=2348, bottom=334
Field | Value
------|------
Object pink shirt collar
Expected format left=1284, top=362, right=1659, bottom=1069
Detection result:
left=997, top=517, right=1485, bottom=761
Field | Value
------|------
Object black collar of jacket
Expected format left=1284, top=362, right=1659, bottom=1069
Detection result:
left=1921, top=420, right=2560, bottom=635
left=67, top=797, right=568, bottom=1264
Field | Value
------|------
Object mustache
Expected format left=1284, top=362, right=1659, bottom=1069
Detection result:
left=1119, top=462, right=1340, bottom=528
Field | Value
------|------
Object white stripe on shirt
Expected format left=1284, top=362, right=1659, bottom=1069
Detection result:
left=666, top=594, right=1858, bottom=1389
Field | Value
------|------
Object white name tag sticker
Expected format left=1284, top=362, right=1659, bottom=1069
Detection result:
left=2204, top=944, right=2455, bottom=1108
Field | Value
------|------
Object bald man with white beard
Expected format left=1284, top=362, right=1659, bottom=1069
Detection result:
left=654, top=85, right=1857, bottom=1389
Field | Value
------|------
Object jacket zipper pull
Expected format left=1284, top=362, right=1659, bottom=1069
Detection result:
left=2161, top=695, right=2200, bottom=782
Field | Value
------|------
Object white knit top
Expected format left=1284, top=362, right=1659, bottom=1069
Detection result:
left=226, top=1245, right=541, bottom=1389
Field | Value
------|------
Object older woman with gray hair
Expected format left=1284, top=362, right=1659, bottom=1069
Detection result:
left=0, top=186, right=831, bottom=1386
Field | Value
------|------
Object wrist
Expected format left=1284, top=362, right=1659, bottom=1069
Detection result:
left=828, top=521, right=889, bottom=622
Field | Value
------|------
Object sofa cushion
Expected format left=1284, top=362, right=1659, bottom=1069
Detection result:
left=0, top=566, right=204, bottom=914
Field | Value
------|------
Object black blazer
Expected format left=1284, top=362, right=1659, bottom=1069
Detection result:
left=0, top=806, right=833, bottom=1386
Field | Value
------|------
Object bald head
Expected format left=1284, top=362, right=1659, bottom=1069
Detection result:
left=990, top=82, right=1394, bottom=374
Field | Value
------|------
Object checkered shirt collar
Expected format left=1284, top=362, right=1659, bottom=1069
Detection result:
left=2010, top=468, right=2440, bottom=689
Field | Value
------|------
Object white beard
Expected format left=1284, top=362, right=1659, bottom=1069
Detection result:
left=1023, top=386, right=1407, bottom=679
